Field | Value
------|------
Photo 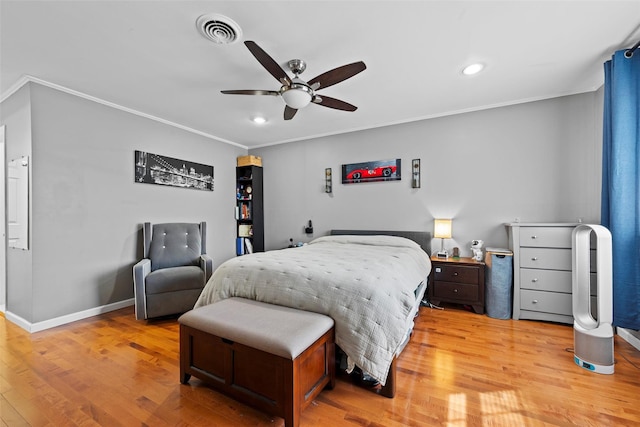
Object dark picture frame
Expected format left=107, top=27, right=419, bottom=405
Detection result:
left=411, top=158, right=421, bottom=188
left=135, top=150, right=214, bottom=191
left=325, top=168, right=333, bottom=193
left=341, top=158, right=401, bottom=184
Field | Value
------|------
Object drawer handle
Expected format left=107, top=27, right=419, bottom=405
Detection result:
left=453, top=289, right=458, bottom=293
left=531, top=257, right=538, bottom=261
left=453, top=272, right=459, bottom=276
left=531, top=278, right=538, bottom=282
left=531, top=235, right=538, bottom=239
left=532, top=299, right=538, bottom=304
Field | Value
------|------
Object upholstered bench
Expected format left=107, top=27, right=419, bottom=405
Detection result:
left=178, top=297, right=335, bottom=427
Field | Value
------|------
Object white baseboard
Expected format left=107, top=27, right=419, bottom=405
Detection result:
left=4, top=299, right=135, bottom=333
left=617, top=327, right=640, bottom=352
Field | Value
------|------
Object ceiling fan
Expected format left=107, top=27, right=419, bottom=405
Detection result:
left=221, top=41, right=366, bottom=120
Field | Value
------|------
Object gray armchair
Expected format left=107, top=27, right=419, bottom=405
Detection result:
left=133, top=222, right=213, bottom=320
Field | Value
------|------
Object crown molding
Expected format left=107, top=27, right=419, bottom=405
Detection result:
left=0, top=75, right=248, bottom=150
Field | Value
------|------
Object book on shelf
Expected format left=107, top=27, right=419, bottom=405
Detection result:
left=235, top=237, right=254, bottom=255
left=244, top=238, right=253, bottom=254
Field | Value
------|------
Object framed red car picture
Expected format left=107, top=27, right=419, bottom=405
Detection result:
left=341, top=158, right=401, bottom=184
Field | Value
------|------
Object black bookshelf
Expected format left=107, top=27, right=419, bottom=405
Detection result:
left=235, top=165, right=264, bottom=255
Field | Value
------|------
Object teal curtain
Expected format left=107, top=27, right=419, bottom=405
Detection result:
left=601, top=49, right=640, bottom=330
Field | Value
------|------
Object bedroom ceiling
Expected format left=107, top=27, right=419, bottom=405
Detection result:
left=1, top=1, right=639, bottom=149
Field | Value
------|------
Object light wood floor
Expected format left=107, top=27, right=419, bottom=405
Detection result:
left=2, top=304, right=639, bottom=427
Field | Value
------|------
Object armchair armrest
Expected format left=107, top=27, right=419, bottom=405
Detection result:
left=200, top=254, right=214, bottom=283
left=133, top=258, right=151, bottom=320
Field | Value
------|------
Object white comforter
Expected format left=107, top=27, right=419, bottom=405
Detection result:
left=194, top=234, right=431, bottom=384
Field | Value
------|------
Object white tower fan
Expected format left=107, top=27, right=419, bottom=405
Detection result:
left=572, top=224, right=614, bottom=374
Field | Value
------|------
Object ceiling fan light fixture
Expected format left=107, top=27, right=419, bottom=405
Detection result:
left=462, top=63, right=484, bottom=75
left=220, top=41, right=365, bottom=120
left=281, top=83, right=313, bottom=109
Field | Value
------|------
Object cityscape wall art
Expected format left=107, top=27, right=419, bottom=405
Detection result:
left=134, top=150, right=214, bottom=191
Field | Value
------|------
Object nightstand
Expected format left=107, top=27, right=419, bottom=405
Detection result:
left=428, top=255, right=486, bottom=314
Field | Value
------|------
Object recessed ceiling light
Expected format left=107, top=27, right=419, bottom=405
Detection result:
left=462, top=63, right=484, bottom=75
left=251, top=116, right=267, bottom=124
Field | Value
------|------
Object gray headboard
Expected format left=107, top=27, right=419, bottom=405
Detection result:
left=330, top=229, right=431, bottom=255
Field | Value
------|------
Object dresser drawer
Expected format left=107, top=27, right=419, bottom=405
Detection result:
left=519, top=226, right=574, bottom=248
left=432, top=281, right=479, bottom=302
left=433, top=265, right=479, bottom=285
left=520, top=289, right=572, bottom=316
left=520, top=248, right=597, bottom=271
left=520, top=247, right=571, bottom=270
left=520, top=268, right=571, bottom=292
left=520, top=268, right=597, bottom=294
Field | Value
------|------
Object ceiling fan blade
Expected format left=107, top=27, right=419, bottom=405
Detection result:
left=313, top=95, right=357, bottom=111
left=244, top=41, right=291, bottom=86
left=221, top=89, right=280, bottom=96
left=307, top=61, right=366, bottom=90
left=284, top=106, right=298, bottom=120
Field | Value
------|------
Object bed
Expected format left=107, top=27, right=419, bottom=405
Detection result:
left=194, top=229, right=431, bottom=397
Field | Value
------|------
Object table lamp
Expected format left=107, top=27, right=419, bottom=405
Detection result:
left=434, top=219, right=452, bottom=258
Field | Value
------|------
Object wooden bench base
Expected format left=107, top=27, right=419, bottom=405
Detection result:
left=179, top=300, right=335, bottom=427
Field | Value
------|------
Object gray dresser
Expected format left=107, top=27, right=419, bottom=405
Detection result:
left=507, top=222, right=592, bottom=324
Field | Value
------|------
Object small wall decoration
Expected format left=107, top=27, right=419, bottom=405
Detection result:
left=342, top=158, right=401, bottom=184
left=135, top=150, right=214, bottom=191
left=325, top=168, right=333, bottom=193
left=412, top=158, right=421, bottom=188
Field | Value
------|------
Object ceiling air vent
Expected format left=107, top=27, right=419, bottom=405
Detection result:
left=196, top=14, right=242, bottom=45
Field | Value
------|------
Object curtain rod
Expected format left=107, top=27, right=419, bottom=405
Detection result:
left=624, top=40, right=640, bottom=58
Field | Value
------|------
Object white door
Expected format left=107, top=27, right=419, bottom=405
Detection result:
left=0, top=125, right=5, bottom=312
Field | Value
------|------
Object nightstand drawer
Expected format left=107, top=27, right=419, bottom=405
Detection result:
left=433, top=265, right=479, bottom=285
left=520, top=289, right=572, bottom=316
left=433, top=281, right=479, bottom=302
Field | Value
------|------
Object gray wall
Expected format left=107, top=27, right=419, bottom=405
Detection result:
left=0, top=80, right=604, bottom=327
left=251, top=92, right=603, bottom=256
left=2, top=84, right=34, bottom=320
left=2, top=82, right=245, bottom=325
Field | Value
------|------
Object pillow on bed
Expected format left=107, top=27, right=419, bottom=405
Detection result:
left=309, top=234, right=423, bottom=250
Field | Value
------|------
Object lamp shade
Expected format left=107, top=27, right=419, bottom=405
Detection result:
left=434, top=219, right=452, bottom=239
